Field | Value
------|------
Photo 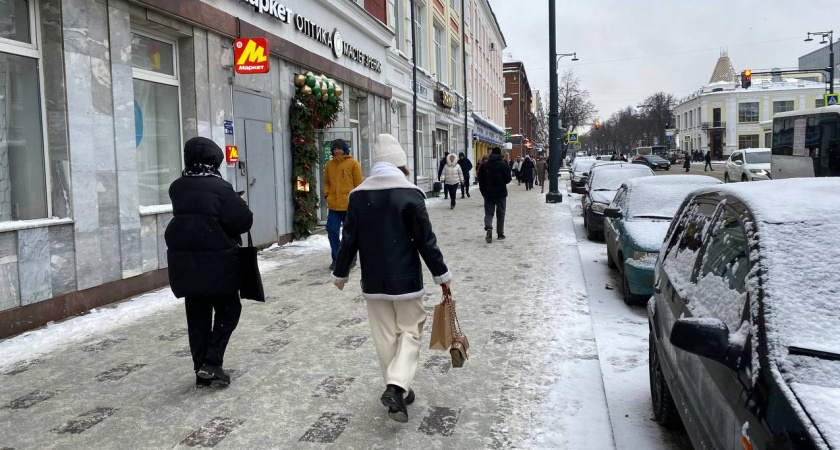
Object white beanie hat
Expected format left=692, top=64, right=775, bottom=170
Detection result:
left=372, top=134, right=407, bottom=167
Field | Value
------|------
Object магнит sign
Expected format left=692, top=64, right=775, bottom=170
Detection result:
left=234, top=38, right=270, bottom=74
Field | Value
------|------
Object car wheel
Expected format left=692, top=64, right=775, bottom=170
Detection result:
left=650, top=333, right=683, bottom=429
left=607, top=250, right=617, bottom=269
left=622, top=268, right=647, bottom=305
left=724, top=172, right=730, bottom=183
left=586, top=221, right=601, bottom=241
left=742, top=174, right=748, bottom=182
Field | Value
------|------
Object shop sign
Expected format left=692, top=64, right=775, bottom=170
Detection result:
left=226, top=145, right=239, bottom=163
left=234, top=38, right=270, bottom=74
left=436, top=89, right=455, bottom=109
left=238, top=0, right=382, bottom=73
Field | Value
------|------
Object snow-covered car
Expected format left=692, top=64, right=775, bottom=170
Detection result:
left=648, top=178, right=840, bottom=449
left=724, top=148, right=771, bottom=182
left=570, top=158, right=596, bottom=193
left=603, top=175, right=721, bottom=305
left=582, top=165, right=654, bottom=240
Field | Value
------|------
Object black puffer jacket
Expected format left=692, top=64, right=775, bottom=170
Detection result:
left=333, top=178, right=449, bottom=300
left=478, top=153, right=512, bottom=199
left=457, top=155, right=473, bottom=181
left=165, top=137, right=253, bottom=298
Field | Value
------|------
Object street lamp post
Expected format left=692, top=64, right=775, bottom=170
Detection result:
left=806, top=31, right=835, bottom=95
left=546, top=0, right=577, bottom=205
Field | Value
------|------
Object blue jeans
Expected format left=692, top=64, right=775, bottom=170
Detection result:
left=327, top=209, right=347, bottom=263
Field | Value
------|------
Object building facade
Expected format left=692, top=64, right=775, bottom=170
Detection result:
left=503, top=59, right=535, bottom=160
left=0, top=0, right=392, bottom=337
left=468, top=0, right=506, bottom=162
left=798, top=40, right=839, bottom=94
left=675, top=55, right=826, bottom=159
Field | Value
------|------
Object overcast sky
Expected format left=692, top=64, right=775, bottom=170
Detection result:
left=490, top=0, right=834, bottom=124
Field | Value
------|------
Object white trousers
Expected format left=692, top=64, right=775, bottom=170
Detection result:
left=366, top=297, right=427, bottom=390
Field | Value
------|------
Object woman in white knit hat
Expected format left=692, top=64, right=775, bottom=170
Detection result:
left=332, top=133, right=452, bottom=423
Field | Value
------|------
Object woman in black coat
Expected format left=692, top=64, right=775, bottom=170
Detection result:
left=520, top=156, right=536, bottom=190
left=457, top=152, right=473, bottom=198
left=165, top=137, right=253, bottom=387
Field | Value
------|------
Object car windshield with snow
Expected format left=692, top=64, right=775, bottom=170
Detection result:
left=581, top=165, right=654, bottom=240
left=603, top=175, right=721, bottom=305
left=648, top=178, right=840, bottom=450
left=571, top=160, right=596, bottom=192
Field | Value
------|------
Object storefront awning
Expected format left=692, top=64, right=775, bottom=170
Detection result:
left=473, top=133, right=504, bottom=146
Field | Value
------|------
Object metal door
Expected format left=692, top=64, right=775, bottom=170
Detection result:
left=233, top=89, right=278, bottom=246
left=317, top=128, right=358, bottom=222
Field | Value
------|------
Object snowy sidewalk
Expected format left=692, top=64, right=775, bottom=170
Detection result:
left=0, top=182, right=614, bottom=449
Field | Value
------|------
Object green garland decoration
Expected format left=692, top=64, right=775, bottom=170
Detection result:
left=290, top=79, right=342, bottom=240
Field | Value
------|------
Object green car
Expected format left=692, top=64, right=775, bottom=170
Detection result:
left=603, top=175, right=721, bottom=305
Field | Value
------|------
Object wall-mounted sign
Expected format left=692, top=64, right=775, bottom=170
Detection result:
left=226, top=145, right=239, bottom=163
left=238, top=0, right=382, bottom=73
left=234, top=38, right=270, bottom=74
left=224, top=120, right=233, bottom=135
left=437, top=89, right=455, bottom=109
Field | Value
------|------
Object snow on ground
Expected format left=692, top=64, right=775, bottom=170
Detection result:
left=0, top=288, right=180, bottom=372
left=278, top=234, right=331, bottom=255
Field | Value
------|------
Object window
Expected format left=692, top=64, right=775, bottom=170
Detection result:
left=413, top=1, right=425, bottom=68
left=730, top=152, right=743, bottom=163
left=738, top=135, right=759, bottom=149
left=773, top=100, right=794, bottom=115
left=662, top=201, right=718, bottom=278
left=0, top=0, right=48, bottom=223
left=689, top=110, right=693, bottom=128
left=450, top=40, right=459, bottom=91
left=391, top=0, right=404, bottom=53
left=739, top=102, right=759, bottom=123
left=816, top=98, right=825, bottom=108
left=694, top=208, right=749, bottom=332
left=416, top=114, right=426, bottom=176
left=433, top=23, right=444, bottom=83
left=131, top=31, right=182, bottom=207
left=450, top=0, right=459, bottom=15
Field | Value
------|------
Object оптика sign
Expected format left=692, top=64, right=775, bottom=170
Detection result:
left=239, top=0, right=383, bottom=73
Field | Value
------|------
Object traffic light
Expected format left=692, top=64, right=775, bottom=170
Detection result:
left=594, top=121, right=600, bottom=130
left=741, top=70, right=752, bottom=89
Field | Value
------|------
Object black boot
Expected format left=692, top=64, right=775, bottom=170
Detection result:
left=485, top=229, right=493, bottom=243
left=381, top=385, right=408, bottom=423
left=195, top=375, right=213, bottom=388
left=404, top=388, right=415, bottom=405
left=197, top=364, right=231, bottom=386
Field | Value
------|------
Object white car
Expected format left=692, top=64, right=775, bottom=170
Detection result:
left=724, top=148, right=771, bottom=182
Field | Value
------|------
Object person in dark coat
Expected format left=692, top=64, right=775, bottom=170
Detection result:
left=165, top=137, right=253, bottom=387
left=704, top=150, right=713, bottom=171
left=438, top=153, right=449, bottom=199
left=520, top=156, right=535, bottom=191
left=478, top=147, right=512, bottom=242
left=683, top=152, right=691, bottom=172
left=535, top=157, right=548, bottom=193
left=457, top=152, right=473, bottom=198
left=333, top=133, right=451, bottom=424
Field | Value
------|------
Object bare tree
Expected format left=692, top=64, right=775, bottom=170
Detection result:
left=557, top=69, right=598, bottom=133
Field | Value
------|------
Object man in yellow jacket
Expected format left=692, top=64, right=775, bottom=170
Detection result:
left=324, top=139, right=363, bottom=270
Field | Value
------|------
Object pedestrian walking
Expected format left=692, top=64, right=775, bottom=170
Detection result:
left=477, top=154, right=490, bottom=187
left=332, top=133, right=452, bottom=423
left=683, top=152, right=691, bottom=172
left=165, top=137, right=254, bottom=387
left=478, top=147, right=512, bottom=243
left=535, top=157, right=548, bottom=193
left=704, top=151, right=713, bottom=171
left=520, top=155, right=535, bottom=191
left=512, top=157, right=522, bottom=185
left=457, top=152, right=473, bottom=198
left=324, top=139, right=363, bottom=271
left=440, top=153, right=464, bottom=209
left=508, top=158, right=515, bottom=178
left=438, top=153, right=449, bottom=199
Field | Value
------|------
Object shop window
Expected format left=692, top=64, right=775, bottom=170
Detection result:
left=0, top=0, right=48, bottom=223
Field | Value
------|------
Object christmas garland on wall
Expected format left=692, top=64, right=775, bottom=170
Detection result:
left=290, top=71, right=343, bottom=239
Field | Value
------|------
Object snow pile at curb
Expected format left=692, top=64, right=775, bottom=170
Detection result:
left=0, top=288, right=179, bottom=371
left=279, top=234, right=330, bottom=255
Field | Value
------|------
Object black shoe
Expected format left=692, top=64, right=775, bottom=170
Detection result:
left=404, top=388, right=415, bottom=405
left=498, top=234, right=506, bottom=240
left=197, top=364, right=231, bottom=386
left=329, top=262, right=336, bottom=271
left=381, top=385, right=408, bottom=423
left=485, top=229, right=492, bottom=243
left=467, top=193, right=470, bottom=198
left=461, top=195, right=465, bottom=199
left=451, top=205, right=455, bottom=209
left=195, top=375, right=213, bottom=387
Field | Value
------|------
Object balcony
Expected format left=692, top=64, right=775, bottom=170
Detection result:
left=701, top=121, right=726, bottom=130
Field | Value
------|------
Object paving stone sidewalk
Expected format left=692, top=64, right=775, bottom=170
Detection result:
left=0, top=182, right=615, bottom=449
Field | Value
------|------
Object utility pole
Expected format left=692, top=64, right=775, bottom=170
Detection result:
left=410, top=0, right=418, bottom=185
left=805, top=31, right=835, bottom=95
left=546, top=0, right=562, bottom=203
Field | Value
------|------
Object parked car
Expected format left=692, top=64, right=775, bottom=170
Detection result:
left=580, top=161, right=629, bottom=190
left=603, top=175, right=721, bottom=305
left=648, top=178, right=840, bottom=450
left=570, top=158, right=596, bottom=193
left=633, top=154, right=672, bottom=171
left=599, top=155, right=614, bottom=161
left=582, top=165, right=654, bottom=240
left=724, top=148, right=771, bottom=182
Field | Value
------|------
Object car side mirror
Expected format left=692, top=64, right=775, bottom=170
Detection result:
left=735, top=160, right=744, bottom=165
left=670, top=318, right=745, bottom=370
left=603, top=208, right=622, bottom=219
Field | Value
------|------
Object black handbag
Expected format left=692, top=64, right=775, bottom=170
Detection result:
left=239, top=231, right=265, bottom=302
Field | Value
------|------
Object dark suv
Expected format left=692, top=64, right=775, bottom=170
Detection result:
left=648, top=178, right=840, bottom=449
left=633, top=155, right=671, bottom=171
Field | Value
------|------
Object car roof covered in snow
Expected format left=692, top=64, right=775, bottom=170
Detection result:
left=623, top=175, right=721, bottom=219
left=589, top=164, right=654, bottom=190
left=691, top=178, right=840, bottom=448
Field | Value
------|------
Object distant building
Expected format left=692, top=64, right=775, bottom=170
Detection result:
left=503, top=59, right=535, bottom=159
left=675, top=53, right=826, bottom=159
left=798, top=41, right=840, bottom=94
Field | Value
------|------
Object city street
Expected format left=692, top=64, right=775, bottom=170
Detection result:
left=0, top=177, right=693, bottom=450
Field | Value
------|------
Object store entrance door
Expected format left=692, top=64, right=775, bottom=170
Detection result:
left=317, top=128, right=358, bottom=223
left=234, top=89, right=279, bottom=246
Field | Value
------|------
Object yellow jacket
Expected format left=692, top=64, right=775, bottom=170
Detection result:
left=324, top=155, right=363, bottom=211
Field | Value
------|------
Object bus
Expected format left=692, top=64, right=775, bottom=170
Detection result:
left=631, top=145, right=667, bottom=158
left=771, top=105, right=840, bottom=178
